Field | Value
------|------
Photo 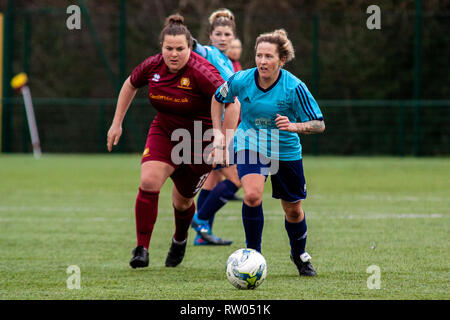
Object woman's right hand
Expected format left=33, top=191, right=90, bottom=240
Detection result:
left=107, top=124, right=123, bottom=152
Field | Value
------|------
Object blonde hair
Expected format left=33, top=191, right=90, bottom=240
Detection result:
left=255, top=29, right=295, bottom=63
left=208, top=8, right=236, bottom=35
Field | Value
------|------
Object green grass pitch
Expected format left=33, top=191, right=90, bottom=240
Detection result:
left=0, top=154, right=448, bottom=299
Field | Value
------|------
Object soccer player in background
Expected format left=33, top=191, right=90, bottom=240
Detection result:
left=106, top=14, right=239, bottom=268
left=212, top=29, right=325, bottom=276
left=189, top=8, right=242, bottom=246
left=227, top=38, right=243, bottom=72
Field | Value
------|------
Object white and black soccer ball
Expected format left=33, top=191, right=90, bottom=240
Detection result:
left=226, top=248, right=267, bottom=290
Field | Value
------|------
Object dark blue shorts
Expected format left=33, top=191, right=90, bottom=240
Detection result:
left=235, top=150, right=307, bottom=202
left=213, top=164, right=237, bottom=171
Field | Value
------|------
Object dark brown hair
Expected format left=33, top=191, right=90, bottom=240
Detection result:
left=159, top=14, right=193, bottom=48
left=208, top=9, right=236, bottom=35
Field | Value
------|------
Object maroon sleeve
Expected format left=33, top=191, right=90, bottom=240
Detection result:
left=191, top=54, right=225, bottom=97
left=129, top=54, right=162, bottom=88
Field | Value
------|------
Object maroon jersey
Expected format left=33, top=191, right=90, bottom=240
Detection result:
left=232, top=60, right=242, bottom=72
left=130, top=51, right=224, bottom=136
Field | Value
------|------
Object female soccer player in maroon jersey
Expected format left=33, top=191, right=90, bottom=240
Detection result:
left=107, top=14, right=239, bottom=269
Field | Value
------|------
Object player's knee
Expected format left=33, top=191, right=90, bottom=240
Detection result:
left=140, top=176, right=162, bottom=192
left=284, top=207, right=304, bottom=222
left=173, top=198, right=194, bottom=212
left=244, top=190, right=263, bottom=207
left=222, top=167, right=241, bottom=188
left=202, top=173, right=220, bottom=189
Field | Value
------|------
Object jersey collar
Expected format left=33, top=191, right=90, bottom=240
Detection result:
left=254, top=69, right=282, bottom=93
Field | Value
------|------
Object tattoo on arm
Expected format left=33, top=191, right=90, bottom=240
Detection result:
left=297, top=120, right=325, bottom=134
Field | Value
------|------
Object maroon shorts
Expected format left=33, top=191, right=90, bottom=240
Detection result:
left=141, top=124, right=212, bottom=198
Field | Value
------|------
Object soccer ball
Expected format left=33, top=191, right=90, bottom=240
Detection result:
left=226, top=248, right=267, bottom=290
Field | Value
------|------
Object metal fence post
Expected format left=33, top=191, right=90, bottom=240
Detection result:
left=311, top=13, right=320, bottom=156
left=119, top=0, right=127, bottom=86
left=311, top=13, right=319, bottom=96
left=1, top=0, right=14, bottom=153
left=77, top=0, right=119, bottom=91
left=98, top=101, right=106, bottom=153
left=413, top=0, right=422, bottom=156
left=397, top=101, right=405, bottom=156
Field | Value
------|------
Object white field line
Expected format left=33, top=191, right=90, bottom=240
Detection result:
left=0, top=205, right=446, bottom=222
left=2, top=193, right=449, bottom=202
left=310, top=194, right=449, bottom=202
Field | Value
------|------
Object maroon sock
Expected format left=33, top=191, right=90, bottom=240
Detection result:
left=135, top=188, right=159, bottom=250
left=173, top=203, right=196, bottom=242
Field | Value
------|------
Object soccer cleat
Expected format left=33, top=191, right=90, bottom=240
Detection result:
left=193, top=234, right=208, bottom=246
left=199, top=232, right=233, bottom=245
left=165, top=238, right=187, bottom=267
left=193, top=232, right=233, bottom=246
left=290, top=252, right=317, bottom=277
left=129, top=246, right=149, bottom=269
left=191, top=213, right=233, bottom=246
left=191, top=213, right=210, bottom=232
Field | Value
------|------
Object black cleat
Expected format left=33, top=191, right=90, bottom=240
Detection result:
left=165, top=239, right=187, bottom=267
left=291, top=252, right=317, bottom=277
left=130, top=246, right=149, bottom=269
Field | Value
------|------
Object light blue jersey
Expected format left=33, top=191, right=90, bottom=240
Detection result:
left=214, top=68, right=323, bottom=161
left=193, top=41, right=234, bottom=81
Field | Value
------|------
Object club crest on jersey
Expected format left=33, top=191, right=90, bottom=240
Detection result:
left=177, top=77, right=192, bottom=89
left=152, top=74, right=160, bottom=82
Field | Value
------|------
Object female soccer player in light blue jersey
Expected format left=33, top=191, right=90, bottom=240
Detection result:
left=193, top=9, right=235, bottom=81
left=190, top=9, right=243, bottom=246
left=212, top=29, right=325, bottom=276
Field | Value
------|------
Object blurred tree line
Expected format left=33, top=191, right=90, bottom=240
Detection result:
left=1, top=0, right=449, bottom=99
left=0, top=0, right=449, bottom=155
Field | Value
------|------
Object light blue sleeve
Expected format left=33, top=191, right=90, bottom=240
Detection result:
left=214, top=72, right=240, bottom=104
left=293, top=82, right=324, bottom=122
left=192, top=39, right=208, bottom=58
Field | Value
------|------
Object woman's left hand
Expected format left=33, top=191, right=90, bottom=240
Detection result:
left=275, top=114, right=297, bottom=132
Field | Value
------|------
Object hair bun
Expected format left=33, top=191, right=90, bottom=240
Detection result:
left=208, top=8, right=234, bottom=24
left=273, top=29, right=288, bottom=38
left=165, top=14, right=185, bottom=26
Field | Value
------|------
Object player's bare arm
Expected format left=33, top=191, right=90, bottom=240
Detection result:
left=211, top=95, right=225, bottom=136
left=275, top=114, right=325, bottom=135
left=296, top=120, right=325, bottom=135
left=107, top=77, right=138, bottom=151
left=210, top=96, right=240, bottom=166
left=222, top=98, right=240, bottom=142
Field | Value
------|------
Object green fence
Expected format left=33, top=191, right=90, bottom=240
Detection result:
left=3, top=97, right=448, bottom=156
left=1, top=1, right=449, bottom=155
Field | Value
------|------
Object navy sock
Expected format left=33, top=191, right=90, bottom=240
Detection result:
left=284, top=214, right=307, bottom=258
left=197, top=180, right=239, bottom=228
left=196, top=189, right=211, bottom=211
left=242, top=202, right=264, bottom=252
